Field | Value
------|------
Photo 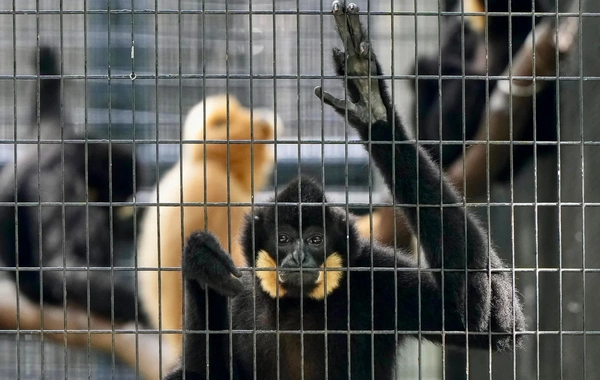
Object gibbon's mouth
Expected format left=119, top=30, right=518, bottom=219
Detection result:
left=277, top=270, right=322, bottom=288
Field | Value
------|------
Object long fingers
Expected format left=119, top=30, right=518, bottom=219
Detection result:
left=332, top=1, right=355, bottom=52
left=183, top=231, right=243, bottom=297
left=345, top=3, right=370, bottom=58
left=211, top=245, right=243, bottom=278
left=332, top=1, right=364, bottom=58
left=315, top=86, right=357, bottom=115
left=332, top=1, right=352, bottom=53
left=201, top=271, right=244, bottom=298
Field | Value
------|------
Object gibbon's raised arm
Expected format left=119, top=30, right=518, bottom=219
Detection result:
left=316, top=1, right=525, bottom=349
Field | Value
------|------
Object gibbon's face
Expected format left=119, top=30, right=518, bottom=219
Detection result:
left=255, top=223, right=344, bottom=300
left=182, top=95, right=278, bottom=163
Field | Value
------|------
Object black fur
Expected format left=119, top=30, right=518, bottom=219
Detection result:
left=0, top=46, right=146, bottom=324
left=254, top=176, right=336, bottom=235
left=167, top=3, right=526, bottom=379
left=414, top=0, right=556, bottom=181
left=241, top=175, right=356, bottom=271
left=31, top=46, right=62, bottom=128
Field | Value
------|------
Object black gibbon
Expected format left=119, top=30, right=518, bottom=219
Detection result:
left=414, top=0, right=556, bottom=180
left=165, top=3, right=526, bottom=379
left=0, top=46, right=144, bottom=324
left=137, top=95, right=278, bottom=364
left=357, top=0, right=557, bottom=248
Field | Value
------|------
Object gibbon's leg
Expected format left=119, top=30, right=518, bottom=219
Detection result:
left=317, top=1, right=526, bottom=350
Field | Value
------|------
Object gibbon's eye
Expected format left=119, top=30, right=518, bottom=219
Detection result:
left=307, top=234, right=323, bottom=246
left=210, top=116, right=228, bottom=128
left=278, top=233, right=291, bottom=245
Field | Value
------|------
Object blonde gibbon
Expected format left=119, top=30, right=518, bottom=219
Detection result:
left=138, top=95, right=280, bottom=366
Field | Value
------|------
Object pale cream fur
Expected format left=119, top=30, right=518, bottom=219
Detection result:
left=137, top=95, right=278, bottom=369
left=0, top=279, right=172, bottom=380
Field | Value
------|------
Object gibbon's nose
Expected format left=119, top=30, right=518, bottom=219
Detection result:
left=283, top=241, right=317, bottom=267
left=278, top=242, right=319, bottom=286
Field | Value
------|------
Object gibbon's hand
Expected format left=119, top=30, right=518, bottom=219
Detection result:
left=315, top=1, right=388, bottom=127
left=183, top=231, right=243, bottom=298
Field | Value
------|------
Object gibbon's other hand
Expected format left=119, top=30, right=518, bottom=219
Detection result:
left=183, top=231, right=244, bottom=298
left=315, top=1, right=388, bottom=126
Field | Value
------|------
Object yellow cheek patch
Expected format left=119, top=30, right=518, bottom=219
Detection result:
left=308, top=253, right=344, bottom=301
left=255, top=250, right=344, bottom=300
left=256, top=250, right=287, bottom=298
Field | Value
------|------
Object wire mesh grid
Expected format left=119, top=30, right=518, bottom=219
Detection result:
left=0, top=0, right=595, bottom=379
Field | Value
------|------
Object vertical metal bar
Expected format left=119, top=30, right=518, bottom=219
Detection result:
left=201, top=1, right=210, bottom=379
left=459, top=0, right=471, bottom=376
left=532, top=2, right=541, bottom=380
left=106, top=2, right=117, bottom=377
left=34, top=1, right=46, bottom=377
left=83, top=1, right=93, bottom=377
left=129, top=1, right=141, bottom=377
left=436, top=1, right=446, bottom=378
left=343, top=5, right=351, bottom=380
left=270, top=1, right=281, bottom=379
left=483, top=0, right=493, bottom=375
left=224, top=1, right=234, bottom=378
left=577, top=0, right=586, bottom=377
left=152, top=0, right=164, bottom=377
left=535, top=3, right=541, bottom=363
left=365, top=4, right=375, bottom=380
left=555, top=5, right=564, bottom=380
left=247, top=3, right=257, bottom=380
left=176, top=1, right=185, bottom=378
left=389, top=3, right=400, bottom=380
left=318, top=2, right=328, bottom=379
left=224, top=1, right=233, bottom=374
left=411, top=0, right=423, bottom=378
left=294, top=3, right=305, bottom=380
left=505, top=0, right=518, bottom=377
left=11, top=0, right=21, bottom=378
left=496, top=0, right=515, bottom=377
left=58, top=2, right=68, bottom=377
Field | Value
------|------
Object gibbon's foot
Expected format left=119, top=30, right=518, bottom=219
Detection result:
left=183, top=231, right=243, bottom=298
left=315, top=1, right=387, bottom=125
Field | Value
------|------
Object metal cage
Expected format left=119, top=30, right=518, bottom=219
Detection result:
left=0, top=0, right=594, bottom=379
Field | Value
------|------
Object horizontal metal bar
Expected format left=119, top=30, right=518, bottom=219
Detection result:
left=0, top=329, right=595, bottom=336
left=0, top=9, right=596, bottom=17
left=0, top=267, right=597, bottom=273
left=0, top=73, right=596, bottom=81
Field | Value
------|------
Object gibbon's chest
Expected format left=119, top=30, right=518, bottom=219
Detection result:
left=232, top=280, right=396, bottom=379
